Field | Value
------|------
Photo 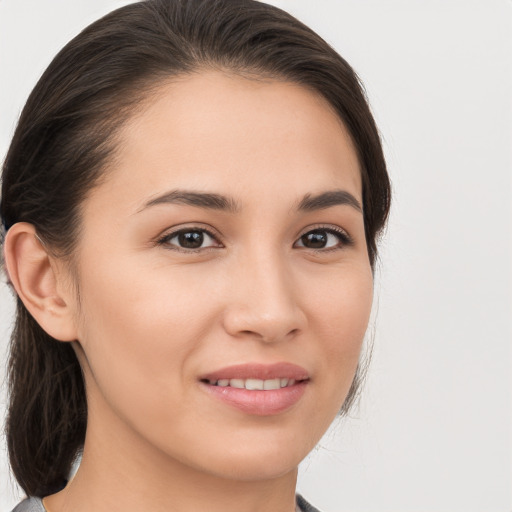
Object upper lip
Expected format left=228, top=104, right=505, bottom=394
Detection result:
left=200, top=362, right=309, bottom=382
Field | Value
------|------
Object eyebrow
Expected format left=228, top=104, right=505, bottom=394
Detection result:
left=139, top=188, right=362, bottom=214
left=297, top=189, right=362, bottom=213
left=140, top=189, right=241, bottom=213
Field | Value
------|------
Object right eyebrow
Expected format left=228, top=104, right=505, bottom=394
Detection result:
left=138, top=189, right=241, bottom=214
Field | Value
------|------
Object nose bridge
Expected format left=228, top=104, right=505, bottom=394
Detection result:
left=223, top=244, right=305, bottom=342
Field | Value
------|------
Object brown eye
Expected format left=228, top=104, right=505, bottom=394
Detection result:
left=178, top=231, right=204, bottom=249
left=294, top=228, right=352, bottom=250
left=159, top=228, right=221, bottom=251
left=300, top=230, right=328, bottom=249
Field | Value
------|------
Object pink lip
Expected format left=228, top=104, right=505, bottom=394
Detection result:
left=199, top=362, right=309, bottom=416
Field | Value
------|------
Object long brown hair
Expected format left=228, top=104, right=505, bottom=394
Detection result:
left=0, top=0, right=391, bottom=498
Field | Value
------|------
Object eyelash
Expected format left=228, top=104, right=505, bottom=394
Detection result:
left=156, top=226, right=222, bottom=253
left=295, top=225, right=354, bottom=252
left=156, top=225, right=354, bottom=253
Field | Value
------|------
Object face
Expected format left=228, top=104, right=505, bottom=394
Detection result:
left=69, top=71, right=373, bottom=481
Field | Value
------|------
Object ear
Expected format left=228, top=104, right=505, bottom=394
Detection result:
left=4, top=222, right=78, bottom=342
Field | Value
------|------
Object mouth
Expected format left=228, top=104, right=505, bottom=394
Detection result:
left=199, top=362, right=310, bottom=415
left=201, top=377, right=304, bottom=390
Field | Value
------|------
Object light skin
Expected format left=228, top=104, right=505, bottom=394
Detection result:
left=5, top=71, right=373, bottom=512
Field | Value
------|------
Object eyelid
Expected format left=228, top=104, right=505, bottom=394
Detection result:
left=156, top=224, right=224, bottom=252
left=294, top=224, right=354, bottom=250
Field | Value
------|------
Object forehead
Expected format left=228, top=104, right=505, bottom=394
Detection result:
left=95, top=71, right=362, bottom=213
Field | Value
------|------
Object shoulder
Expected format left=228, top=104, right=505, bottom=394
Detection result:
left=10, top=498, right=45, bottom=512
left=296, top=494, right=322, bottom=512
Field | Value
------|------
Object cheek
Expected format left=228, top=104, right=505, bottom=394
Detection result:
left=305, top=264, right=373, bottom=404
left=307, top=262, right=373, bottom=346
left=73, top=256, right=214, bottom=423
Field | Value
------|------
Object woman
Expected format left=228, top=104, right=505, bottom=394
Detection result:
left=0, top=0, right=390, bottom=511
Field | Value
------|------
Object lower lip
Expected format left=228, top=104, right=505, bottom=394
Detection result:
left=200, top=381, right=308, bottom=416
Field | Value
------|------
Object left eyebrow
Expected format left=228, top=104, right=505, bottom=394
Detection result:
left=296, top=190, right=362, bottom=213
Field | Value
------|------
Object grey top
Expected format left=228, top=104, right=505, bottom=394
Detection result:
left=11, top=494, right=320, bottom=512
left=11, top=499, right=43, bottom=512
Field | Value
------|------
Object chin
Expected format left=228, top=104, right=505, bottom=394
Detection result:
left=206, top=454, right=300, bottom=482
left=185, top=432, right=313, bottom=482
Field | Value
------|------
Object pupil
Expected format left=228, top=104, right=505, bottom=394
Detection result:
left=302, top=230, right=327, bottom=248
left=178, top=231, right=204, bottom=249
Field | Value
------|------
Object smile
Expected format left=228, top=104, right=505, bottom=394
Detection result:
left=206, top=378, right=299, bottom=389
left=199, top=362, right=310, bottom=415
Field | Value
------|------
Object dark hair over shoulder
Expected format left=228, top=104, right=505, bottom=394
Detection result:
left=0, top=0, right=390, bottom=498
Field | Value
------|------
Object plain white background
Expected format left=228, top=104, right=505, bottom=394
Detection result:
left=0, top=1, right=511, bottom=511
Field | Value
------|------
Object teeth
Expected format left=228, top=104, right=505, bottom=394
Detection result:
left=209, top=378, right=299, bottom=389
left=229, top=379, right=245, bottom=389
left=263, top=378, right=281, bottom=390
left=245, top=378, right=264, bottom=390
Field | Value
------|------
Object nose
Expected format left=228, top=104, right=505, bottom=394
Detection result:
left=222, top=252, right=307, bottom=343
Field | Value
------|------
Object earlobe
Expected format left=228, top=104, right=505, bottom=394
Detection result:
left=4, top=222, right=78, bottom=342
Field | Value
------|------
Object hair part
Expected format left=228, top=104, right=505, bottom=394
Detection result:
left=1, top=0, right=390, bottom=497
